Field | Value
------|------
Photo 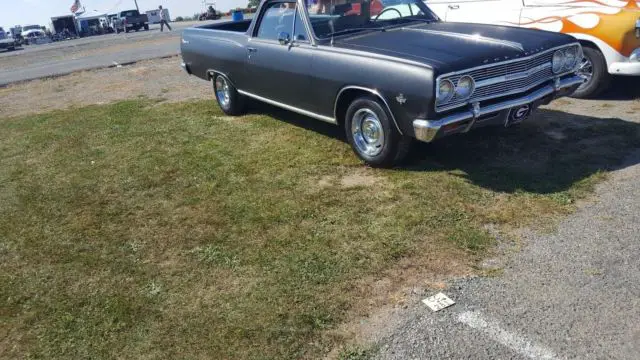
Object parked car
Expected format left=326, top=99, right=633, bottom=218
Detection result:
left=424, top=0, right=640, bottom=98
left=21, top=29, right=50, bottom=45
left=0, top=27, right=17, bottom=51
left=113, top=9, right=149, bottom=33
left=180, top=0, right=585, bottom=166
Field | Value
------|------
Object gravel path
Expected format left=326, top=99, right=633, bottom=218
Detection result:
left=374, top=149, right=640, bottom=359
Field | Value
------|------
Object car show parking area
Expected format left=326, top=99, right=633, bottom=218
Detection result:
left=0, top=20, right=223, bottom=86
left=1, top=42, right=640, bottom=359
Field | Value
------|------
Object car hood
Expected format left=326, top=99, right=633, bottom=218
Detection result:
left=332, top=22, right=576, bottom=74
left=22, top=29, right=44, bottom=36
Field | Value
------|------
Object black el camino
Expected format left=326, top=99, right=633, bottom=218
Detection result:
left=180, top=0, right=584, bottom=167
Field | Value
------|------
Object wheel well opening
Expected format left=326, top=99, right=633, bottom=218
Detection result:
left=334, top=89, right=375, bottom=125
left=578, top=39, right=598, bottom=51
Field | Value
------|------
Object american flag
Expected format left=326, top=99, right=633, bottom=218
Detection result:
left=70, top=0, right=81, bottom=13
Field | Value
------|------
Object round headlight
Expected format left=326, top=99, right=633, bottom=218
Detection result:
left=437, top=79, right=454, bottom=103
left=455, top=76, right=475, bottom=100
left=552, top=50, right=565, bottom=74
left=564, top=46, right=577, bottom=70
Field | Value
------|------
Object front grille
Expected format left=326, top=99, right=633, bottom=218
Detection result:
left=436, top=50, right=556, bottom=112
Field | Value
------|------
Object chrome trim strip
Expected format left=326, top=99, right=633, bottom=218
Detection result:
left=414, top=75, right=584, bottom=142
left=238, top=89, right=337, bottom=124
left=405, top=28, right=524, bottom=52
left=334, top=86, right=403, bottom=135
left=474, top=62, right=551, bottom=88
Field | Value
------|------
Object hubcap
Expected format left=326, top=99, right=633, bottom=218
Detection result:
left=352, top=108, right=385, bottom=157
left=577, top=56, right=593, bottom=91
left=215, top=76, right=231, bottom=108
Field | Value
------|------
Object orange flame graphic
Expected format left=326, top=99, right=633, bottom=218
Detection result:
left=517, top=0, right=640, bottom=56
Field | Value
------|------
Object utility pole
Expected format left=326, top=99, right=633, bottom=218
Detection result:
left=134, top=0, right=139, bottom=12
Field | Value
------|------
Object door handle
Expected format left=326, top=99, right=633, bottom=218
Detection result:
left=247, top=47, right=257, bottom=53
left=448, top=4, right=459, bottom=9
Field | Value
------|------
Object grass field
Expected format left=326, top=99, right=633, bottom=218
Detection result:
left=1, top=99, right=639, bottom=359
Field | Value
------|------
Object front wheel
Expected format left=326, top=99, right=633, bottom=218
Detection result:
left=572, top=46, right=611, bottom=98
left=213, top=74, right=245, bottom=116
left=345, top=97, right=411, bottom=167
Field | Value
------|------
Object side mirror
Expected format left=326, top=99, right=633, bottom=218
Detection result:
left=278, top=31, right=290, bottom=45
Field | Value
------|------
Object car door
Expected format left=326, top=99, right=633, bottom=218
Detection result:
left=245, top=1, right=314, bottom=110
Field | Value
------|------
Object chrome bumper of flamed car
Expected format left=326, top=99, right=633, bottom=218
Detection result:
left=413, top=75, right=585, bottom=143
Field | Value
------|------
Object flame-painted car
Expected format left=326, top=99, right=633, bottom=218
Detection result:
left=181, top=0, right=585, bottom=167
left=424, top=0, right=640, bottom=98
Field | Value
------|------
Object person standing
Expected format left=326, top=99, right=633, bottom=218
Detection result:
left=159, top=5, right=172, bottom=32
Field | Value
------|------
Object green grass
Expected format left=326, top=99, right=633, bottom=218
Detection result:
left=1, top=99, right=638, bottom=359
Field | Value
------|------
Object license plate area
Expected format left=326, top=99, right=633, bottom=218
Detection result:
left=505, top=104, right=532, bottom=127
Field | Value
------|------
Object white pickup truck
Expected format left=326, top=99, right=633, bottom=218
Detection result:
left=425, top=0, right=640, bottom=97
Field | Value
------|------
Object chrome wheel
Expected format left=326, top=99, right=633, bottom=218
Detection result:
left=351, top=108, right=385, bottom=157
left=215, top=76, right=231, bottom=108
left=577, top=56, right=593, bottom=91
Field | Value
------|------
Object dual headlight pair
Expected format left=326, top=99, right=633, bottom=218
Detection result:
left=552, top=45, right=582, bottom=74
left=437, top=75, right=475, bottom=105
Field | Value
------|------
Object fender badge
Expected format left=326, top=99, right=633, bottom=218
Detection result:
left=396, top=93, right=407, bottom=104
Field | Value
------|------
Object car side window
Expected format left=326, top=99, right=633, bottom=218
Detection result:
left=293, top=8, right=308, bottom=41
left=257, top=2, right=310, bottom=42
left=257, top=2, right=296, bottom=40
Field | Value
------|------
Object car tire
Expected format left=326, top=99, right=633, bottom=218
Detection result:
left=571, top=46, right=611, bottom=99
left=144, top=24, right=149, bottom=31
left=213, top=74, right=245, bottom=116
left=345, top=96, right=412, bottom=167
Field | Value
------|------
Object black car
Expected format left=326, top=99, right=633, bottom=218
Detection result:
left=180, top=0, right=584, bottom=167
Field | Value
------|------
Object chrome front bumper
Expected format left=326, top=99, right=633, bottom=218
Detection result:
left=413, top=75, right=585, bottom=143
left=609, top=48, right=640, bottom=75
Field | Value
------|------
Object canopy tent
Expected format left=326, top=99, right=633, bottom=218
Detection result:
left=75, top=10, right=108, bottom=34
left=75, top=10, right=107, bottom=20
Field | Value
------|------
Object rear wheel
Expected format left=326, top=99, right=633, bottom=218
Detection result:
left=345, top=97, right=411, bottom=167
left=144, top=24, right=149, bottom=31
left=213, top=74, right=245, bottom=116
left=572, top=46, right=611, bottom=98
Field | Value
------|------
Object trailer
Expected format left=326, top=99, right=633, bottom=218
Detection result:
left=50, top=15, right=78, bottom=39
left=145, top=8, right=170, bottom=24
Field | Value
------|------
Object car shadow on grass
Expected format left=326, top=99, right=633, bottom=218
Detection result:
left=403, top=108, right=640, bottom=194
left=594, top=77, right=640, bottom=101
left=248, top=103, right=640, bottom=195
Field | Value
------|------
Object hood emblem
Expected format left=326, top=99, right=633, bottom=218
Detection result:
left=396, top=93, right=407, bottom=104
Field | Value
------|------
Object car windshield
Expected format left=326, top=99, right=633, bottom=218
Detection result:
left=305, top=0, right=439, bottom=38
left=122, top=11, right=139, bottom=17
left=23, top=25, right=41, bottom=31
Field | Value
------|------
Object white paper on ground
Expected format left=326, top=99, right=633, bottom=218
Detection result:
left=422, top=292, right=455, bottom=312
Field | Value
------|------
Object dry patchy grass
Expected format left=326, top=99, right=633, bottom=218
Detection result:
left=1, top=99, right=639, bottom=359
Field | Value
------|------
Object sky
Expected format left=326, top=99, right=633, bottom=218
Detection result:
left=0, top=0, right=248, bottom=29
